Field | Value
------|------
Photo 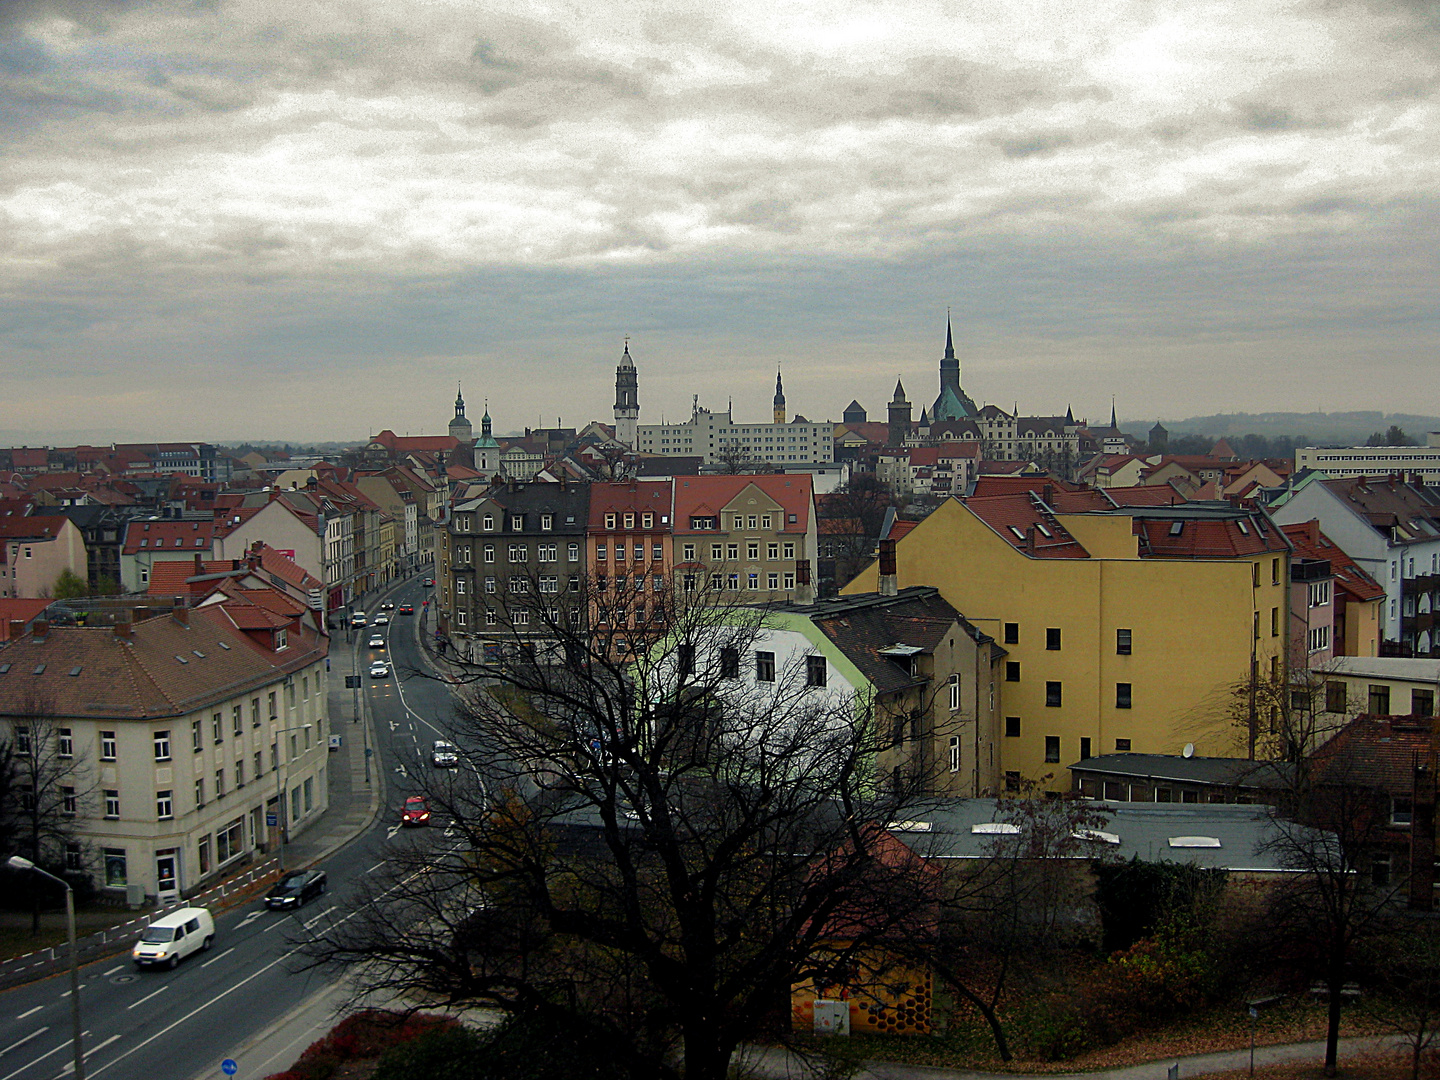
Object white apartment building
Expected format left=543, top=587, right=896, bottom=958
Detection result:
left=1295, top=434, right=1440, bottom=482
left=636, top=407, right=831, bottom=465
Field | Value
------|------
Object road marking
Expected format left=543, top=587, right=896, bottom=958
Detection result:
left=58, top=986, right=86, bottom=998
left=262, top=917, right=289, bottom=934
left=57, top=1034, right=118, bottom=1075
left=200, top=947, right=235, bottom=969
left=15, top=1006, right=43, bottom=1021
left=385, top=824, right=402, bottom=840
left=365, top=861, right=385, bottom=874
left=101, top=965, right=125, bottom=977
left=301, top=906, right=336, bottom=931
left=0, top=1029, right=87, bottom=1080
left=241, top=910, right=263, bottom=924
left=0, top=1026, right=47, bottom=1056
left=126, top=985, right=168, bottom=1010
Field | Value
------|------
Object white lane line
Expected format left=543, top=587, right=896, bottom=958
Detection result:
left=301, top=906, right=336, bottom=931
left=261, top=917, right=289, bottom=934
left=16, top=1006, right=43, bottom=1021
left=0, top=1029, right=87, bottom=1080
left=58, top=986, right=86, bottom=998
left=101, top=965, right=125, bottom=977
left=0, top=1026, right=47, bottom=1057
left=200, top=947, right=235, bottom=969
left=126, top=985, right=168, bottom=1010
left=365, top=861, right=385, bottom=874
left=57, top=1034, right=119, bottom=1075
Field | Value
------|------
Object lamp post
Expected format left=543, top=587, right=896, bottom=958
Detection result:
left=8, top=856, right=84, bottom=1079
left=272, top=723, right=313, bottom=875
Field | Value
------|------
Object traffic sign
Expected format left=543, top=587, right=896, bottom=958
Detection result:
left=266, top=813, right=277, bottom=827
left=222, top=1059, right=238, bottom=1076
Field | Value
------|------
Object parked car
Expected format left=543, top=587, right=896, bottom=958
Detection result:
left=132, top=907, right=214, bottom=969
left=401, top=795, right=431, bottom=826
left=265, top=869, right=327, bottom=910
left=369, top=660, right=391, bottom=678
left=374, top=613, right=390, bottom=626
left=399, top=604, right=414, bottom=615
left=368, top=634, right=386, bottom=649
left=431, top=740, right=459, bottom=767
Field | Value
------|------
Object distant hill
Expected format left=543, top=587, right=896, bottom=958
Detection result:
left=1119, top=411, right=1440, bottom=447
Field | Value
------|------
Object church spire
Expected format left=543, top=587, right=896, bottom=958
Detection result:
left=773, top=365, right=786, bottom=424
left=1110, top=397, right=1117, bottom=430
left=454, top=382, right=465, bottom=416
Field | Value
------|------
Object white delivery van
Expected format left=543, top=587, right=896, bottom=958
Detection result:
left=132, top=907, right=215, bottom=969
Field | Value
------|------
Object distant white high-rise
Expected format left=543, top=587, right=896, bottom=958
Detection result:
left=614, top=340, right=639, bottom=448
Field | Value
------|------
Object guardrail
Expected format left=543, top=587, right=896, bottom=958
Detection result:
left=0, top=856, right=282, bottom=991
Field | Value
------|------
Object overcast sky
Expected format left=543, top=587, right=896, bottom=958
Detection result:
left=1, top=0, right=1438, bottom=443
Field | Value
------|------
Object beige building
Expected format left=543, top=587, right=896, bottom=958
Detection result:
left=0, top=602, right=329, bottom=901
left=0, top=515, right=88, bottom=599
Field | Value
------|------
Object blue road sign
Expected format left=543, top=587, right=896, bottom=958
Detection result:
left=221, top=1060, right=238, bottom=1076
left=266, top=813, right=277, bottom=827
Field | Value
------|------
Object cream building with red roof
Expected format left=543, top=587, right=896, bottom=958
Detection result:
left=671, top=474, right=817, bottom=603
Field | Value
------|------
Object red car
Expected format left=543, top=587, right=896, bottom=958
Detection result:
left=401, top=796, right=431, bottom=827
left=399, top=604, right=414, bottom=615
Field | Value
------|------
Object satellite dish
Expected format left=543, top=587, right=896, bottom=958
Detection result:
left=1182, top=743, right=1195, bottom=759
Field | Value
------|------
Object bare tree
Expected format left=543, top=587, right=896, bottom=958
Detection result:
left=1368, top=916, right=1440, bottom=1080
left=2, top=694, right=94, bottom=932
left=308, top=576, right=950, bottom=1080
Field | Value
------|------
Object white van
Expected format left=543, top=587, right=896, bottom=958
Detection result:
left=132, top=907, right=215, bottom=969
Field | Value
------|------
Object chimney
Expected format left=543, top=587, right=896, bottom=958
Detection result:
left=193, top=553, right=204, bottom=575
left=878, top=538, right=898, bottom=597
left=1410, top=747, right=1438, bottom=911
left=113, top=618, right=132, bottom=640
left=7, top=620, right=22, bottom=639
left=133, top=606, right=150, bottom=624
left=1042, top=483, right=1054, bottom=505
left=1025, top=526, right=1037, bottom=555
left=32, top=619, right=49, bottom=641
left=795, top=558, right=815, bottom=606
left=171, top=598, right=189, bottom=626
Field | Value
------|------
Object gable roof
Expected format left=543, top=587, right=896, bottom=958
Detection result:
left=672, top=475, right=812, bottom=534
left=1280, top=520, right=1385, bottom=603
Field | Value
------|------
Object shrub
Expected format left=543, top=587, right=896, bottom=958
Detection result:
left=265, top=1011, right=458, bottom=1080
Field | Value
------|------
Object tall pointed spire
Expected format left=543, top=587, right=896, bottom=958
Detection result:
left=773, top=364, right=786, bottom=424
left=1110, top=397, right=1117, bottom=430
left=455, top=382, right=465, bottom=416
left=944, top=312, right=955, bottom=359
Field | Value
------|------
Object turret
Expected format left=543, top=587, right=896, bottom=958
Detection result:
left=888, top=379, right=912, bottom=447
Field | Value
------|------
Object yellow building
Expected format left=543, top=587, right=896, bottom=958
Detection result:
left=846, top=491, right=1290, bottom=788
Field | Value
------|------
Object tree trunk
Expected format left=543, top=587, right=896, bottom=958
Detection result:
left=1324, top=969, right=1343, bottom=1077
left=932, top=961, right=1011, bottom=1061
left=681, top=1027, right=732, bottom=1080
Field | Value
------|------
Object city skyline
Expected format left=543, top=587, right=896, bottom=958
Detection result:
left=2, top=0, right=1439, bottom=441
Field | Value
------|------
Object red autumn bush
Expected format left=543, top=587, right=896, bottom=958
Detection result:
left=266, top=1010, right=459, bottom=1080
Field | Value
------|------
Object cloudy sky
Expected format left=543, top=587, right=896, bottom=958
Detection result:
left=1, top=0, right=1438, bottom=443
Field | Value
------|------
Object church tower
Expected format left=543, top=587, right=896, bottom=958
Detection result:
left=474, top=403, right=500, bottom=473
left=448, top=384, right=474, bottom=468
left=773, top=367, right=786, bottom=425
left=614, top=340, right=639, bottom=448
left=888, top=379, right=912, bottom=447
left=931, top=314, right=978, bottom=421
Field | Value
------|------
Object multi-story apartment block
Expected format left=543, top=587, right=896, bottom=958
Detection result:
left=1294, top=434, right=1440, bottom=483
left=120, top=516, right=216, bottom=594
left=672, top=475, right=817, bottom=604
left=1269, top=474, right=1440, bottom=656
left=587, top=480, right=674, bottom=655
left=636, top=406, right=831, bottom=466
left=0, top=515, right=88, bottom=599
left=0, top=597, right=329, bottom=900
left=441, top=482, right=591, bottom=657
left=847, top=491, right=1292, bottom=788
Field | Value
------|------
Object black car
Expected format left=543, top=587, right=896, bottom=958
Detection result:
left=265, top=868, right=327, bottom=909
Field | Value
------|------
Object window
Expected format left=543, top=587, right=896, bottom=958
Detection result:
left=255, top=750, right=263, bottom=778
left=1373, top=852, right=1392, bottom=886
left=746, top=573, right=759, bottom=590
left=1045, top=681, right=1062, bottom=707
left=509, top=544, right=527, bottom=563
left=1004, top=716, right=1020, bottom=738
left=510, top=515, right=524, bottom=531
left=483, top=513, right=494, bottom=531
left=195, top=777, right=205, bottom=807
left=100, top=730, right=116, bottom=761
left=55, top=727, right=73, bottom=758
left=783, top=571, right=795, bottom=590
left=1115, top=738, right=1132, bottom=752
left=156, top=789, right=174, bottom=820
left=485, top=576, right=496, bottom=593
left=1393, top=796, right=1414, bottom=826
left=1080, top=737, right=1092, bottom=760
left=539, top=543, right=557, bottom=562
left=510, top=577, right=529, bottom=594
left=64, top=843, right=82, bottom=871
left=948, top=736, right=961, bottom=772
left=1116, top=628, right=1132, bottom=655
left=198, top=835, right=211, bottom=876
left=192, top=720, right=204, bottom=752
left=604, top=513, right=616, bottom=529
left=514, top=610, right=530, bottom=626
left=485, top=611, right=497, bottom=627
left=683, top=543, right=696, bottom=561
left=1369, top=684, right=1392, bottom=715
left=747, top=541, right=759, bottom=561
left=767, top=542, right=779, bottom=561
left=783, top=541, right=795, bottom=559
left=1325, top=681, right=1347, bottom=712
left=1005, top=771, right=1021, bottom=793
left=1414, top=689, right=1436, bottom=718
left=1271, top=607, right=1279, bottom=637
left=1005, top=661, right=1020, bottom=682
left=62, top=786, right=76, bottom=815
left=720, top=647, right=739, bottom=678
left=1272, top=557, right=1280, bottom=585
left=304, top=776, right=314, bottom=812
left=251, top=698, right=261, bottom=727
left=483, top=544, right=495, bottom=563
left=806, top=655, right=827, bottom=687
left=154, top=730, right=172, bottom=761
left=233, top=707, right=243, bottom=736
left=104, top=789, right=119, bottom=818
left=1045, top=736, right=1060, bottom=763
left=1116, top=683, right=1132, bottom=709
left=456, top=579, right=467, bottom=595
left=568, top=542, right=580, bottom=561
left=1003, top=623, right=1018, bottom=644
left=755, top=651, right=775, bottom=682
left=541, top=514, right=553, bottom=531
left=104, top=848, right=126, bottom=885
left=217, top=817, right=244, bottom=862
left=1046, top=627, right=1061, bottom=651
left=643, top=513, right=654, bottom=529
left=1308, top=625, right=1330, bottom=652
left=1309, top=580, right=1331, bottom=607
left=216, top=768, right=226, bottom=797
left=726, top=543, right=739, bottom=561
left=949, top=673, right=961, bottom=711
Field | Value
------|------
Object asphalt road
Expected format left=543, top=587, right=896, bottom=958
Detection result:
left=0, top=578, right=467, bottom=1080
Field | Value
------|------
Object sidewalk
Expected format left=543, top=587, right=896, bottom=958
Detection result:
left=736, top=1034, right=1411, bottom=1080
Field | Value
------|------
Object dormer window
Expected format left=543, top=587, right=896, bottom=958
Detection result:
left=510, top=515, right=524, bottom=532
left=275, top=628, right=288, bottom=651
left=605, top=513, right=617, bottom=529
left=642, top=513, right=654, bottom=529
left=483, top=514, right=494, bottom=531
left=623, top=513, right=635, bottom=529
left=541, top=514, right=553, bottom=531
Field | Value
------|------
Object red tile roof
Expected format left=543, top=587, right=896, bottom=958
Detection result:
left=1104, top=483, right=1188, bottom=507
left=672, top=475, right=812, bottom=535
left=1133, top=514, right=1289, bottom=558
left=587, top=480, right=674, bottom=529
left=146, top=559, right=237, bottom=598
left=963, top=494, right=1091, bottom=559
left=970, top=476, right=1085, bottom=498
left=0, top=515, right=71, bottom=540
left=1280, top=520, right=1385, bottom=603
left=0, top=598, right=52, bottom=641
left=123, top=518, right=216, bottom=554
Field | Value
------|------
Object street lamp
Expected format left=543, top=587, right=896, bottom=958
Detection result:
left=272, top=723, right=313, bottom=874
left=8, top=856, right=84, bottom=1080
